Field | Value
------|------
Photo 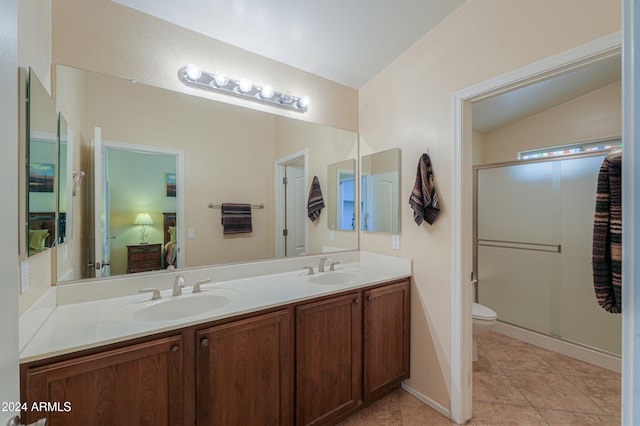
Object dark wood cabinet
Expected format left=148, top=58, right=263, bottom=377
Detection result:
left=296, top=292, right=362, bottom=425
left=21, top=278, right=410, bottom=426
left=363, top=280, right=411, bottom=402
left=196, top=309, right=292, bottom=425
left=23, top=335, right=184, bottom=426
left=127, top=244, right=162, bottom=273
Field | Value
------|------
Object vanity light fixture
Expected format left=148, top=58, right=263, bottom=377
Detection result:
left=178, top=64, right=309, bottom=113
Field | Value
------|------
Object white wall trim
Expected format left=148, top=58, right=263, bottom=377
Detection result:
left=401, top=383, right=450, bottom=419
left=274, top=149, right=309, bottom=257
left=450, top=32, right=622, bottom=424
left=622, top=1, right=638, bottom=424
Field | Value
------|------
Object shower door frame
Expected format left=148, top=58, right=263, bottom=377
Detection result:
left=472, top=150, right=618, bottom=349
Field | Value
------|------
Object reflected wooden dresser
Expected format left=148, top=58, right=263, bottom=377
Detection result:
left=127, top=243, right=162, bottom=273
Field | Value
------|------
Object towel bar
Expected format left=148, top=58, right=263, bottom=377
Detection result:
left=208, top=203, right=265, bottom=209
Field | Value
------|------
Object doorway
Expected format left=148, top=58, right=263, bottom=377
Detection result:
left=450, top=34, right=622, bottom=423
left=275, top=150, right=308, bottom=257
left=93, top=131, right=184, bottom=277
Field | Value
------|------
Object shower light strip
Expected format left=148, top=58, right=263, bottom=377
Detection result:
left=177, top=65, right=309, bottom=113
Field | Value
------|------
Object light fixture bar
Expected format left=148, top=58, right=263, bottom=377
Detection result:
left=177, top=65, right=309, bottom=113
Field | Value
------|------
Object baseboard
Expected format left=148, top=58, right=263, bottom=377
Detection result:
left=493, top=321, right=621, bottom=373
left=400, top=382, right=451, bottom=420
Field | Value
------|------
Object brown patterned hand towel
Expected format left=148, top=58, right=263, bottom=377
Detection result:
left=221, top=203, right=252, bottom=234
left=307, top=176, right=325, bottom=222
left=409, top=153, right=440, bottom=225
left=592, top=158, right=622, bottom=313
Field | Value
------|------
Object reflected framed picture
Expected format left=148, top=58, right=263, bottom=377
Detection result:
left=165, top=172, right=176, bottom=197
left=29, top=162, right=55, bottom=193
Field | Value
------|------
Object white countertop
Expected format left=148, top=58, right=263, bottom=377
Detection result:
left=20, top=252, right=411, bottom=363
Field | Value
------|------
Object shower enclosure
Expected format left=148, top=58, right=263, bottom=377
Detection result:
left=475, top=153, right=621, bottom=355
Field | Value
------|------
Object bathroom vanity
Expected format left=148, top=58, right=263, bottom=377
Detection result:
left=19, top=254, right=411, bottom=425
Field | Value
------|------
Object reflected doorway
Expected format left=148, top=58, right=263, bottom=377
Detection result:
left=94, top=137, right=184, bottom=277
left=275, top=150, right=308, bottom=257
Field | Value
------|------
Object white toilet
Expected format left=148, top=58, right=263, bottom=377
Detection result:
left=472, top=302, right=497, bottom=361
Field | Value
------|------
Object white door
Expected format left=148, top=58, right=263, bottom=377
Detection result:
left=285, top=164, right=306, bottom=256
left=363, top=171, right=398, bottom=233
left=93, top=127, right=111, bottom=277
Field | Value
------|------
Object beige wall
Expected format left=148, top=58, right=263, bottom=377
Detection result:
left=480, top=80, right=621, bottom=164
left=51, top=0, right=358, bottom=132
left=358, top=0, right=620, bottom=411
left=18, top=0, right=51, bottom=92
left=18, top=0, right=53, bottom=313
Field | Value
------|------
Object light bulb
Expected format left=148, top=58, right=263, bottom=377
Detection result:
left=185, top=64, right=201, bottom=80
left=238, top=78, right=253, bottom=93
left=298, top=96, right=310, bottom=109
left=213, top=73, right=228, bottom=87
left=279, top=92, right=293, bottom=104
left=260, top=84, right=274, bottom=99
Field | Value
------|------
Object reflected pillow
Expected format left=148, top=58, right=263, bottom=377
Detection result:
left=29, top=229, right=50, bottom=252
left=168, top=226, right=176, bottom=243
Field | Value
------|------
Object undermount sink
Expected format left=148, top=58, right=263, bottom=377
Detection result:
left=309, top=270, right=364, bottom=285
left=132, top=294, right=229, bottom=321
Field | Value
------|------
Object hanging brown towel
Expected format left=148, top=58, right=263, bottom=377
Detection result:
left=221, top=203, right=252, bottom=234
left=307, top=176, right=325, bottom=222
left=592, top=158, right=622, bottom=313
left=409, top=153, right=440, bottom=225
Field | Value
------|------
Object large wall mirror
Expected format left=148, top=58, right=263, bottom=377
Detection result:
left=361, top=148, right=400, bottom=233
left=53, top=65, right=358, bottom=284
left=27, top=69, right=58, bottom=257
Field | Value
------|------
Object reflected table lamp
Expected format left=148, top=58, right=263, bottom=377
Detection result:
left=133, top=213, right=153, bottom=244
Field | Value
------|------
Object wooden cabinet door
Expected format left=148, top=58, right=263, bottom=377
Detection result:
left=296, top=292, right=362, bottom=425
left=24, top=335, right=184, bottom=426
left=363, top=280, right=410, bottom=402
left=196, top=309, right=292, bottom=426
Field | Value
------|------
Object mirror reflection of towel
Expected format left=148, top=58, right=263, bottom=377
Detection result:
left=307, top=176, right=325, bottom=222
left=221, top=203, right=252, bottom=234
left=409, top=153, right=440, bottom=225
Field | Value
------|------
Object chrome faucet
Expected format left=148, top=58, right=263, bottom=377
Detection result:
left=302, top=266, right=315, bottom=275
left=138, top=288, right=161, bottom=300
left=193, top=278, right=212, bottom=293
left=173, top=275, right=186, bottom=296
left=318, top=257, right=339, bottom=273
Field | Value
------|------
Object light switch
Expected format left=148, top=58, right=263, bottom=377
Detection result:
left=392, top=234, right=400, bottom=250
left=188, top=228, right=195, bottom=239
left=329, top=230, right=335, bottom=241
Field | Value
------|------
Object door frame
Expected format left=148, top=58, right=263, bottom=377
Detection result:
left=274, top=149, right=308, bottom=257
left=450, top=33, right=622, bottom=423
left=101, top=139, right=185, bottom=270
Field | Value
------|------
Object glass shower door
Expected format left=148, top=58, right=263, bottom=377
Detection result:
left=476, top=155, right=621, bottom=355
left=477, top=161, right=560, bottom=335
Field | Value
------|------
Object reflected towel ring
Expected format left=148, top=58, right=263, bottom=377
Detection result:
left=72, top=169, right=85, bottom=196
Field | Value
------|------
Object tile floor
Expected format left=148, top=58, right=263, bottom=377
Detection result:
left=339, top=331, right=621, bottom=425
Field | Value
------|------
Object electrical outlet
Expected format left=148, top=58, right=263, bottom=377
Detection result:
left=329, top=230, right=335, bottom=241
left=392, top=234, right=400, bottom=250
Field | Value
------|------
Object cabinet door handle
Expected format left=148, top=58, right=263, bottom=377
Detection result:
left=170, top=345, right=180, bottom=354
left=354, top=298, right=359, bottom=304
left=201, top=338, right=210, bottom=347
left=367, top=295, right=373, bottom=301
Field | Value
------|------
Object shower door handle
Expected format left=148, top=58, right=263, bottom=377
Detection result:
left=470, top=272, right=478, bottom=284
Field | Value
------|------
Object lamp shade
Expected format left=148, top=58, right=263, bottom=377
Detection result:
left=133, top=213, right=153, bottom=225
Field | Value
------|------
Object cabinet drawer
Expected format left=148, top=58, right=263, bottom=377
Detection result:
left=128, top=245, right=161, bottom=254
